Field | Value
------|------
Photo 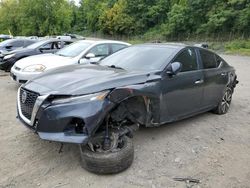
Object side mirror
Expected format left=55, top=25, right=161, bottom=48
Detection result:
left=85, top=53, right=95, bottom=59
left=166, top=62, right=182, bottom=75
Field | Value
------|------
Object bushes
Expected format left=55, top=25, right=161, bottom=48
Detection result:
left=225, top=40, right=250, bottom=56
left=0, top=0, right=249, bottom=42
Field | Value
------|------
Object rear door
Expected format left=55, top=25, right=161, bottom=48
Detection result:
left=160, top=47, right=204, bottom=122
left=198, top=49, right=228, bottom=107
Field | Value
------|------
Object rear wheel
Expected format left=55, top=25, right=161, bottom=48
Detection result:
left=79, top=134, right=134, bottom=174
left=213, top=87, right=233, bottom=115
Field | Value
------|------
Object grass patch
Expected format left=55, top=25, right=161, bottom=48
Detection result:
left=224, top=40, right=250, bottom=56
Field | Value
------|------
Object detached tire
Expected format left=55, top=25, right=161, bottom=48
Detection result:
left=79, top=136, right=134, bottom=174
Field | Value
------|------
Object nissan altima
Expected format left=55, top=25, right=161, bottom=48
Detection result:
left=17, top=44, right=238, bottom=174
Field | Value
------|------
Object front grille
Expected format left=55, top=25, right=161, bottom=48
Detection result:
left=19, top=88, right=39, bottom=120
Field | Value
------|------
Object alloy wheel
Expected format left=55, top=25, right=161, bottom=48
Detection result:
left=221, top=88, right=232, bottom=113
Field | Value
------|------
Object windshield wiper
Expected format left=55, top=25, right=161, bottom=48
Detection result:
left=107, top=65, right=124, bottom=70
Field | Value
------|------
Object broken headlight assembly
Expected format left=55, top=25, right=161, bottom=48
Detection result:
left=51, top=91, right=110, bottom=105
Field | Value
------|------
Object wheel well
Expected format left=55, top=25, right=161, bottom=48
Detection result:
left=94, top=96, right=148, bottom=135
left=110, top=96, right=148, bottom=125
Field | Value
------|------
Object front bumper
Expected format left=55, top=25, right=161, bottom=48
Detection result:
left=11, top=67, right=40, bottom=83
left=17, top=90, right=114, bottom=144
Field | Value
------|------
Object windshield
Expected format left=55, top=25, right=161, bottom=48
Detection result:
left=55, top=41, right=91, bottom=57
left=99, top=45, right=176, bottom=71
left=26, top=40, right=48, bottom=49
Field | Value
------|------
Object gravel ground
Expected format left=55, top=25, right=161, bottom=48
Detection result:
left=0, top=55, right=250, bottom=188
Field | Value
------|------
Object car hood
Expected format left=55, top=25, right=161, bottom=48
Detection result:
left=23, top=64, right=161, bottom=95
left=15, top=53, right=74, bottom=69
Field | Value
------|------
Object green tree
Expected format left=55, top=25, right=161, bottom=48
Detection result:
left=99, top=0, right=135, bottom=35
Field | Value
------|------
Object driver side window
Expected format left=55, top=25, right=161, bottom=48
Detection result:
left=88, top=44, right=109, bottom=57
left=173, top=48, right=198, bottom=72
left=40, top=42, right=53, bottom=50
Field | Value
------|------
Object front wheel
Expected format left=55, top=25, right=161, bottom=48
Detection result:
left=79, top=134, right=134, bottom=174
left=213, top=87, right=233, bottom=115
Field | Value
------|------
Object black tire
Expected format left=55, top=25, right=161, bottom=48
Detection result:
left=213, top=87, right=233, bottom=115
left=79, top=136, right=134, bottom=174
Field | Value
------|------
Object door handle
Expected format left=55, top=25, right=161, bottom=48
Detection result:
left=221, top=72, right=227, bottom=76
left=195, top=79, right=204, bottom=84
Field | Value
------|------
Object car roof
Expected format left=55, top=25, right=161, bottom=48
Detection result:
left=37, top=38, right=73, bottom=43
left=76, top=39, right=131, bottom=46
left=133, top=43, right=217, bottom=54
left=3, top=38, right=35, bottom=42
left=134, top=43, right=187, bottom=49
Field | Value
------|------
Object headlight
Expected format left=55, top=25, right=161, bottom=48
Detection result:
left=52, top=91, right=110, bottom=104
left=23, top=64, right=46, bottom=72
left=3, top=54, right=15, bottom=60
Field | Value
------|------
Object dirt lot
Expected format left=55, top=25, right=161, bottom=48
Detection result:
left=0, top=55, right=250, bottom=188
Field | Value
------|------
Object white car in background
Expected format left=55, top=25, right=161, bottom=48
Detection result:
left=10, top=40, right=130, bottom=84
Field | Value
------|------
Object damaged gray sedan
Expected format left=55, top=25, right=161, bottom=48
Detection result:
left=17, top=44, right=238, bottom=174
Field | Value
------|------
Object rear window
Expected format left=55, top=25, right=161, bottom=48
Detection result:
left=200, top=49, right=219, bottom=69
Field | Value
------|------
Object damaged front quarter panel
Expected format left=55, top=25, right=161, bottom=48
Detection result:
left=107, top=82, right=162, bottom=127
left=35, top=94, right=116, bottom=144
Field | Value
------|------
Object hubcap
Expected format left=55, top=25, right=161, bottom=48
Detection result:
left=221, top=89, right=232, bottom=113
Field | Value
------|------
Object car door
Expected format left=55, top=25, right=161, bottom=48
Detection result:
left=160, top=48, right=204, bottom=122
left=199, top=49, right=228, bottom=107
left=80, top=44, right=110, bottom=64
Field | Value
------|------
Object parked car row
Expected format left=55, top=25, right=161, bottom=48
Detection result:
left=10, top=39, right=238, bottom=174
left=10, top=40, right=130, bottom=83
left=0, top=39, right=74, bottom=72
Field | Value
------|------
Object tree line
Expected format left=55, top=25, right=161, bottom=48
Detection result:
left=0, top=0, right=249, bottom=40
